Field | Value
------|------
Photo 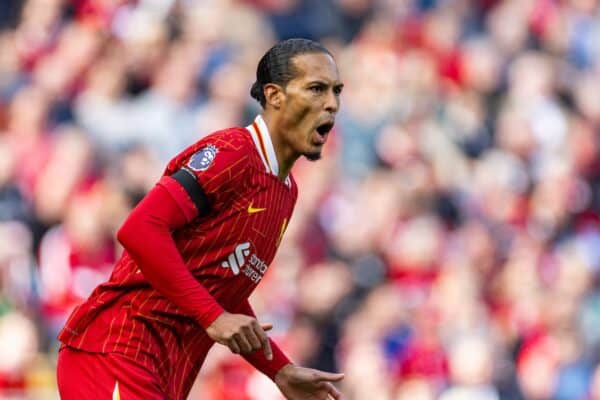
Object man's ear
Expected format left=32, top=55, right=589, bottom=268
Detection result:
left=264, top=83, right=285, bottom=109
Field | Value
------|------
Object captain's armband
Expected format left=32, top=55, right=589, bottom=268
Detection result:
left=171, top=167, right=211, bottom=216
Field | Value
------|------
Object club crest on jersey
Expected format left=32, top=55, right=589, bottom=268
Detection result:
left=188, top=144, right=218, bottom=171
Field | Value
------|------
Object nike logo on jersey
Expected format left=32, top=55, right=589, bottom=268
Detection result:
left=247, top=202, right=267, bottom=214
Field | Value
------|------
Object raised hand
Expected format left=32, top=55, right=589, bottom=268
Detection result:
left=205, top=311, right=273, bottom=359
left=274, top=364, right=345, bottom=400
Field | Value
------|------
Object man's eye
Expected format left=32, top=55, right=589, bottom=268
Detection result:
left=310, top=86, right=324, bottom=93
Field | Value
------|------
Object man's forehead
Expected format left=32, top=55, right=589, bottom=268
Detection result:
left=291, top=53, right=341, bottom=83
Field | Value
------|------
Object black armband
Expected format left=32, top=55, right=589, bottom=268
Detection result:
left=171, top=167, right=211, bottom=215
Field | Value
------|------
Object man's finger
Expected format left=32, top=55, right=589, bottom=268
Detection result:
left=227, top=338, right=241, bottom=354
left=233, top=332, right=252, bottom=353
left=318, top=382, right=342, bottom=400
left=243, top=325, right=262, bottom=350
left=253, top=323, right=272, bottom=360
left=261, top=323, right=273, bottom=332
left=326, top=383, right=342, bottom=400
left=315, top=371, right=345, bottom=382
left=263, top=338, right=273, bottom=360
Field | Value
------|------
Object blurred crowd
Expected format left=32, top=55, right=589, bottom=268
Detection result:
left=1, top=0, right=600, bottom=399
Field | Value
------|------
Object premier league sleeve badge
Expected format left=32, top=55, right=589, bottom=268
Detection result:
left=188, top=144, right=218, bottom=171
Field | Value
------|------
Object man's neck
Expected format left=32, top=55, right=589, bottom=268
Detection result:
left=261, top=111, right=298, bottom=180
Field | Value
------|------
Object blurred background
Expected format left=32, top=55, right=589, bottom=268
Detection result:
left=1, top=0, right=600, bottom=399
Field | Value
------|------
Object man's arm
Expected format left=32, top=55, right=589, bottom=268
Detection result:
left=117, top=176, right=273, bottom=357
left=116, top=179, right=224, bottom=328
left=235, top=299, right=291, bottom=379
left=235, top=300, right=345, bottom=400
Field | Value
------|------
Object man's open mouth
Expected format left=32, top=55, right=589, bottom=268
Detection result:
left=316, top=121, right=335, bottom=136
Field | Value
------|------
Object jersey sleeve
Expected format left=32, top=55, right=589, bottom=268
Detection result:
left=159, top=131, right=253, bottom=222
left=116, top=183, right=225, bottom=328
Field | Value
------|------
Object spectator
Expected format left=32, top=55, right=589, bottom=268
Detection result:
left=1, top=0, right=600, bottom=398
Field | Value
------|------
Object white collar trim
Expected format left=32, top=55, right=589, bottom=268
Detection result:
left=246, top=115, right=291, bottom=186
left=247, top=123, right=269, bottom=173
left=246, top=115, right=279, bottom=176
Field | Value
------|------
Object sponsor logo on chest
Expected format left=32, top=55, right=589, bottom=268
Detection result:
left=221, top=242, right=268, bottom=283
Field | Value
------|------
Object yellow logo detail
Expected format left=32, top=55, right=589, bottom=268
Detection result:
left=113, top=381, right=121, bottom=400
left=247, top=202, right=267, bottom=214
left=276, top=218, right=288, bottom=247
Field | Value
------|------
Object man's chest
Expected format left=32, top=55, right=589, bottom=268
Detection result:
left=175, top=173, right=296, bottom=284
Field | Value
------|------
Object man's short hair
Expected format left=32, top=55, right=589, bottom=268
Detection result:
left=250, top=38, right=332, bottom=108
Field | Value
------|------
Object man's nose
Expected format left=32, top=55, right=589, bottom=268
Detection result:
left=324, top=90, right=339, bottom=114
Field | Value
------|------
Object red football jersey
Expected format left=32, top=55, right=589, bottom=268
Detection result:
left=58, top=116, right=298, bottom=399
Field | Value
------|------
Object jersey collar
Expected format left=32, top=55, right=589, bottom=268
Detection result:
left=246, top=115, right=291, bottom=186
left=246, top=115, right=279, bottom=176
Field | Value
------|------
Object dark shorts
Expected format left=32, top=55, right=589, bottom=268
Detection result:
left=56, top=346, right=165, bottom=399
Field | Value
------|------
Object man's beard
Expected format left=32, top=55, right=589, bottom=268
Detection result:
left=304, top=151, right=322, bottom=161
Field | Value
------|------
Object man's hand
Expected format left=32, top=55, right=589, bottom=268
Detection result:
left=275, top=364, right=345, bottom=400
left=206, top=311, right=273, bottom=359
